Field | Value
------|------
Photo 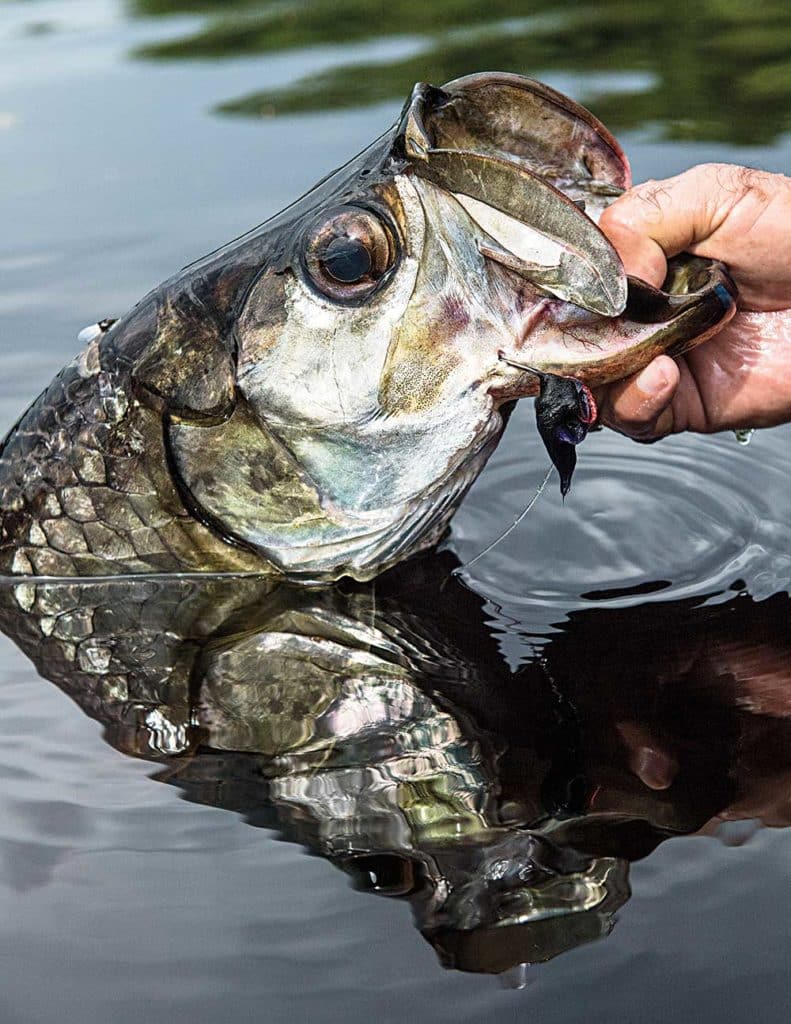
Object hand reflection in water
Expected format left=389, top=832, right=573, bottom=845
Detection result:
left=3, top=553, right=791, bottom=976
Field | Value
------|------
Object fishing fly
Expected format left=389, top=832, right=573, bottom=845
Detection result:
left=499, top=352, right=597, bottom=497
left=453, top=354, right=597, bottom=574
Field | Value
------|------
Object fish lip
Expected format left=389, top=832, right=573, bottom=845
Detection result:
left=489, top=353, right=540, bottom=402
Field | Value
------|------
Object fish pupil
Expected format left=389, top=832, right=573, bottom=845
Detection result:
left=321, top=236, right=372, bottom=283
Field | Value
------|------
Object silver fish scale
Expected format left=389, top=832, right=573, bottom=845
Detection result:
left=0, top=577, right=183, bottom=736
left=0, top=356, right=270, bottom=577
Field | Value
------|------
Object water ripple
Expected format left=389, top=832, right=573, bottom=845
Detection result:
left=452, top=409, right=791, bottom=623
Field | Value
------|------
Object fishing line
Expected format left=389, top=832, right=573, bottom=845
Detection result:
left=452, top=465, right=553, bottom=575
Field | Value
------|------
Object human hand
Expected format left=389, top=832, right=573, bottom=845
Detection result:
left=596, top=163, right=791, bottom=439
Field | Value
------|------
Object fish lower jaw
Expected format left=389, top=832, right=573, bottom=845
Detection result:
left=488, top=360, right=540, bottom=403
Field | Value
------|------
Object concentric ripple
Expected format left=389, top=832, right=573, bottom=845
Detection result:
left=450, top=403, right=791, bottom=628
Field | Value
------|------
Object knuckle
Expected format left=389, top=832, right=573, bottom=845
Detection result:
left=599, top=196, right=634, bottom=233
left=631, top=180, right=671, bottom=221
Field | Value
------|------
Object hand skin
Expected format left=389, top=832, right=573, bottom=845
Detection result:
left=596, top=163, right=791, bottom=441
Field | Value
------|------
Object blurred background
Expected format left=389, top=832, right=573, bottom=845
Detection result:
left=133, top=0, right=791, bottom=140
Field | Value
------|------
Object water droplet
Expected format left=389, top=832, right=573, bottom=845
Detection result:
left=499, top=962, right=533, bottom=990
left=733, top=428, right=755, bottom=446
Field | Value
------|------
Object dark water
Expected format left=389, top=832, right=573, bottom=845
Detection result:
left=2, top=1, right=791, bottom=1021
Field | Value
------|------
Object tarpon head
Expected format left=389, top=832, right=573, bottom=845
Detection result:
left=102, top=74, right=736, bottom=582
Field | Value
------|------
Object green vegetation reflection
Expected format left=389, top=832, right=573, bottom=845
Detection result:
left=131, top=0, right=791, bottom=144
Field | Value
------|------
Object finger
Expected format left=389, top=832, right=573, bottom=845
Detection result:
left=616, top=722, right=679, bottom=791
left=599, top=200, right=669, bottom=287
left=600, top=164, right=791, bottom=310
left=599, top=171, right=709, bottom=286
left=601, top=166, right=723, bottom=262
left=596, top=355, right=679, bottom=440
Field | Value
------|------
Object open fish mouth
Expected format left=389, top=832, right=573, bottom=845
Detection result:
left=399, top=76, right=628, bottom=318
left=394, top=73, right=737, bottom=394
left=386, top=73, right=737, bottom=502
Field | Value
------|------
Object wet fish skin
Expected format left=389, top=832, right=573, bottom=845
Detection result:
left=0, top=337, right=270, bottom=577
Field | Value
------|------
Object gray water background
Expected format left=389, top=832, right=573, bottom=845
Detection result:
left=2, top=1, right=791, bottom=1021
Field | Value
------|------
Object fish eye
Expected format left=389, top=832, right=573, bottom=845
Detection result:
left=303, top=206, right=398, bottom=302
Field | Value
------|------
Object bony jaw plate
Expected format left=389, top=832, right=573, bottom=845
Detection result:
left=399, top=83, right=628, bottom=319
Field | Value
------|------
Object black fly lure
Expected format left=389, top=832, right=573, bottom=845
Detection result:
left=499, top=354, right=597, bottom=497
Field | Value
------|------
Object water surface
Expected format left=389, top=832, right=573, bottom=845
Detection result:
left=2, top=1, right=791, bottom=1021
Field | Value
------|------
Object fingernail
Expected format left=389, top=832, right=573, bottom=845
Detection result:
left=635, top=361, right=670, bottom=396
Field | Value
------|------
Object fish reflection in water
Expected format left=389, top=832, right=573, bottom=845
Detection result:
left=2, top=557, right=791, bottom=976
